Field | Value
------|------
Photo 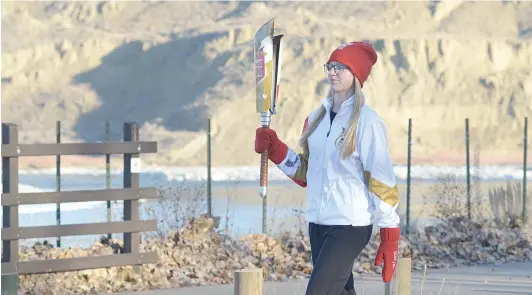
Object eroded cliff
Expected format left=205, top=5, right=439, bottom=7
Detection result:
left=2, top=1, right=531, bottom=167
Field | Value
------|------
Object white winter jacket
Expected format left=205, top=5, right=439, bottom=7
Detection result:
left=276, top=95, right=400, bottom=228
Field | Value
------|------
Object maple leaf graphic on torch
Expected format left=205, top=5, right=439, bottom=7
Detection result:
left=256, top=35, right=273, bottom=102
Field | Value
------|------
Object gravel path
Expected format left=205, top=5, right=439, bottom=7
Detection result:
left=113, top=261, right=532, bottom=295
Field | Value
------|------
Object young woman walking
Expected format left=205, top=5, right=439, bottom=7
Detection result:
left=254, top=41, right=401, bottom=295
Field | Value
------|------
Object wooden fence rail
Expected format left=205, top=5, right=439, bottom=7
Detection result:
left=1, top=122, right=159, bottom=293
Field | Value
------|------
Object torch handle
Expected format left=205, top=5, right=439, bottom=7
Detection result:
left=260, top=149, right=269, bottom=191
left=259, top=113, right=271, bottom=199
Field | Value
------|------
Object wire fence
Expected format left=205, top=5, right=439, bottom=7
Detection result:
left=200, top=117, right=530, bottom=235
left=21, top=115, right=530, bottom=248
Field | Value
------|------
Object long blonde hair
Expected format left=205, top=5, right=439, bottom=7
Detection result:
left=299, top=77, right=365, bottom=159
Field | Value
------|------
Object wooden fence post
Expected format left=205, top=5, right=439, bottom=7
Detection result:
left=207, top=118, right=212, bottom=217
left=123, top=122, right=140, bottom=270
left=384, top=257, right=411, bottom=295
left=405, top=118, right=412, bottom=235
left=465, top=118, right=471, bottom=219
left=56, top=120, right=61, bottom=248
left=106, top=120, right=112, bottom=239
left=2, top=123, right=20, bottom=294
left=234, top=269, right=263, bottom=295
left=523, top=117, right=528, bottom=225
left=397, top=258, right=411, bottom=295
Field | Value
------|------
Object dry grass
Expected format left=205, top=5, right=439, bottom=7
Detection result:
left=421, top=172, right=485, bottom=223
left=142, top=181, right=206, bottom=239
left=410, top=173, right=531, bottom=295
left=420, top=172, right=531, bottom=228
left=139, top=169, right=532, bottom=245
left=489, top=180, right=527, bottom=228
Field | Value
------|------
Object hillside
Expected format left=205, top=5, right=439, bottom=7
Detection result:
left=2, top=1, right=531, bottom=169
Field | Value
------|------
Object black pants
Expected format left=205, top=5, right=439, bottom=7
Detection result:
left=305, top=222, right=373, bottom=295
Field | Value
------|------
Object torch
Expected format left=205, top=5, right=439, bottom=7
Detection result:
left=254, top=18, right=283, bottom=233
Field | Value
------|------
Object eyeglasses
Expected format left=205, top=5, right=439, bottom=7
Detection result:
left=324, top=63, right=348, bottom=74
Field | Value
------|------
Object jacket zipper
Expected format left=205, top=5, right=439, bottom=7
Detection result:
left=327, top=108, right=336, bottom=137
left=318, top=106, right=335, bottom=223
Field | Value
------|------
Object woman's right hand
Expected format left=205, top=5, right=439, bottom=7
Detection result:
left=254, top=127, right=279, bottom=153
left=254, top=127, right=288, bottom=164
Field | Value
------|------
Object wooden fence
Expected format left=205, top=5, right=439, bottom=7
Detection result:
left=1, top=122, right=159, bottom=293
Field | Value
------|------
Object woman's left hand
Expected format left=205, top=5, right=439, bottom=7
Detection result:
left=374, top=227, right=400, bottom=282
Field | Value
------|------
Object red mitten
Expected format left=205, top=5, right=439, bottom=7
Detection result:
left=254, top=127, right=288, bottom=164
left=374, top=227, right=400, bottom=282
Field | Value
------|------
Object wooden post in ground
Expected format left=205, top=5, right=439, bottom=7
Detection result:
left=123, top=122, right=140, bottom=272
left=2, top=123, right=20, bottom=295
left=397, top=258, right=412, bottom=295
left=234, top=269, right=263, bottom=295
left=384, top=257, right=411, bottom=295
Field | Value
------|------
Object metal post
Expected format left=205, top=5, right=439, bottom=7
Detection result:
left=207, top=118, right=212, bottom=217
left=56, top=121, right=61, bottom=248
left=523, top=117, right=528, bottom=225
left=2, top=123, right=20, bottom=294
left=465, top=118, right=471, bottom=219
left=106, top=120, right=112, bottom=239
left=384, top=258, right=411, bottom=295
left=405, top=118, right=412, bottom=235
left=474, top=142, right=481, bottom=219
left=263, top=197, right=267, bottom=234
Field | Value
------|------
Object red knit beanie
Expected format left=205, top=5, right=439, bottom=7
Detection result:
left=326, top=41, right=378, bottom=88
